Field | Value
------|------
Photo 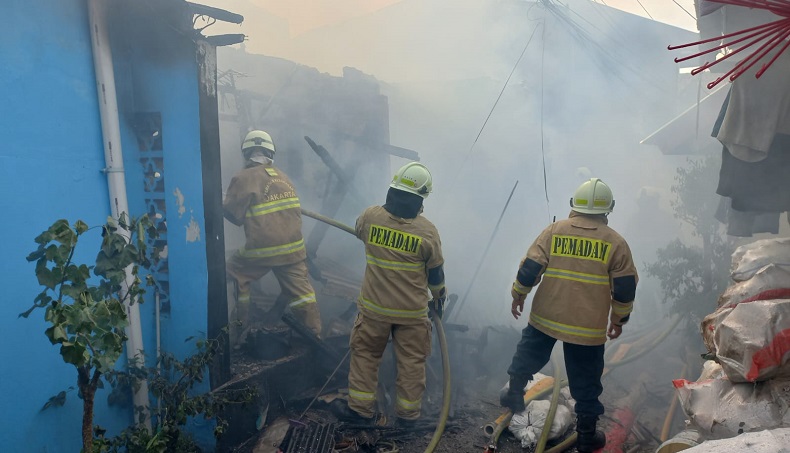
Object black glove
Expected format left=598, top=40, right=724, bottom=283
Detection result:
left=430, top=296, right=446, bottom=319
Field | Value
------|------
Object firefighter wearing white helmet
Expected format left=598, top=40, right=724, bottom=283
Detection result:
left=241, top=130, right=275, bottom=160
left=570, top=177, right=615, bottom=214
left=501, top=177, right=637, bottom=453
left=331, top=162, right=446, bottom=426
left=223, top=130, right=321, bottom=339
left=389, top=161, right=433, bottom=198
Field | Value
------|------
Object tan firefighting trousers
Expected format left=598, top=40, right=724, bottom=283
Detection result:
left=348, top=313, right=432, bottom=420
left=226, top=253, right=321, bottom=336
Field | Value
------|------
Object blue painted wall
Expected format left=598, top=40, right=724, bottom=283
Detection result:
left=0, top=1, right=213, bottom=450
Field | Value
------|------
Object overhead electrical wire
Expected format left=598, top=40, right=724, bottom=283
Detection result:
left=448, top=20, right=540, bottom=193
left=543, top=0, right=669, bottom=93
left=467, top=23, right=541, bottom=157
left=672, top=0, right=697, bottom=20
left=634, top=0, right=654, bottom=19
left=540, top=20, right=550, bottom=221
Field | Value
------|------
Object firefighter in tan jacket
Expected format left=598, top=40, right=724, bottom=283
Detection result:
left=223, top=130, right=321, bottom=336
left=332, top=162, right=446, bottom=426
left=500, top=178, right=638, bottom=453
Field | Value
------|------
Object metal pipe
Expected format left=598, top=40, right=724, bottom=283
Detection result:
left=88, top=0, right=150, bottom=429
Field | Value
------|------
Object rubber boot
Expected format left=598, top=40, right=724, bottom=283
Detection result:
left=576, top=415, right=606, bottom=452
left=329, top=400, right=374, bottom=425
left=499, top=375, right=528, bottom=413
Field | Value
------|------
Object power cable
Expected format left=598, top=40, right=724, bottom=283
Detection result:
left=544, top=0, right=669, bottom=93
left=449, top=180, right=520, bottom=322
left=468, top=24, right=540, bottom=155
left=672, top=0, right=697, bottom=20
left=450, top=22, right=541, bottom=191
left=634, top=0, right=654, bottom=19
left=540, top=20, right=550, bottom=220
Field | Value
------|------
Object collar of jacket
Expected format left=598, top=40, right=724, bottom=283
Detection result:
left=568, top=210, right=608, bottom=227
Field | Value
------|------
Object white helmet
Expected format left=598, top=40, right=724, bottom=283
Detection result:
left=242, top=130, right=275, bottom=158
left=390, top=162, right=432, bottom=198
left=570, top=178, right=615, bottom=214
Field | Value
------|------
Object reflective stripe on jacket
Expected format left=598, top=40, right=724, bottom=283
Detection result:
left=522, top=211, right=638, bottom=345
left=355, top=206, right=444, bottom=325
left=223, top=163, right=306, bottom=266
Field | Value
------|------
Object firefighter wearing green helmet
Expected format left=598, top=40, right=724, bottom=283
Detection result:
left=500, top=178, right=638, bottom=453
left=223, top=130, right=322, bottom=338
left=332, top=162, right=446, bottom=427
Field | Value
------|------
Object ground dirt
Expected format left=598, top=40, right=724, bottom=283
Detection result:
left=226, top=311, right=696, bottom=453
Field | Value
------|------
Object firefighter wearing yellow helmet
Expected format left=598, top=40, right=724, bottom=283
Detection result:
left=501, top=178, right=637, bottom=453
left=223, top=130, right=321, bottom=338
left=332, top=162, right=446, bottom=427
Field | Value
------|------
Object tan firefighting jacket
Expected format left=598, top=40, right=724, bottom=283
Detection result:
left=223, top=163, right=306, bottom=267
left=519, top=211, right=638, bottom=345
left=355, top=206, right=444, bottom=325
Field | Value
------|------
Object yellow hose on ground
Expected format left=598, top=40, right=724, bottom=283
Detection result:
left=544, top=433, right=578, bottom=453
left=535, top=354, right=564, bottom=453
left=483, top=376, right=555, bottom=435
left=424, top=311, right=452, bottom=453
left=487, top=378, right=570, bottom=451
left=486, top=315, right=682, bottom=451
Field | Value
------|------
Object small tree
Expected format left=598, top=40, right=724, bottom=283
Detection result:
left=21, top=216, right=156, bottom=452
left=99, top=329, right=256, bottom=452
left=646, top=157, right=733, bottom=323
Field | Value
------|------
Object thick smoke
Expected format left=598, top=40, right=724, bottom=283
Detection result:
left=212, top=0, right=716, bottom=328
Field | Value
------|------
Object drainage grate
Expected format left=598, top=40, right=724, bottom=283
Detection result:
left=281, top=422, right=336, bottom=453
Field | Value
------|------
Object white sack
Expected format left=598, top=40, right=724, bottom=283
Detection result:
left=718, top=264, right=790, bottom=308
left=508, top=399, right=573, bottom=448
left=701, top=307, right=732, bottom=354
left=731, top=238, right=790, bottom=282
left=673, top=377, right=784, bottom=439
left=699, top=360, right=725, bottom=380
left=714, top=299, right=790, bottom=382
left=683, top=427, right=790, bottom=453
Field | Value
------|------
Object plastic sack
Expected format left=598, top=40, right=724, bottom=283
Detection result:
left=501, top=372, right=550, bottom=394
left=673, top=377, right=785, bottom=439
left=508, top=399, right=573, bottom=448
left=718, top=264, right=790, bottom=308
left=699, top=360, right=725, bottom=380
left=767, top=379, right=790, bottom=425
left=682, top=427, right=790, bottom=453
left=714, top=299, right=790, bottom=382
left=730, top=238, right=790, bottom=282
left=701, top=307, right=732, bottom=354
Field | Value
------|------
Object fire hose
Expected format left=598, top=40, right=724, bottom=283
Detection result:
left=483, top=314, right=682, bottom=452
left=484, top=356, right=565, bottom=453
left=300, top=208, right=452, bottom=453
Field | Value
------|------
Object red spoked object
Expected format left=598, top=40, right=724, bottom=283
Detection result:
left=668, top=0, right=790, bottom=88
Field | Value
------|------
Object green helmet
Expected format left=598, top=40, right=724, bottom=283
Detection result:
left=390, top=162, right=432, bottom=198
left=570, top=178, right=615, bottom=214
left=242, top=130, right=275, bottom=158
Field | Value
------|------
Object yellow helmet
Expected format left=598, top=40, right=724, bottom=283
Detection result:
left=242, top=130, right=275, bottom=158
left=570, top=178, right=615, bottom=214
left=390, top=162, right=432, bottom=198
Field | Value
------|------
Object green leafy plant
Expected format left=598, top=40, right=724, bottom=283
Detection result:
left=22, top=216, right=157, bottom=453
left=98, top=330, right=256, bottom=452
left=646, top=157, right=734, bottom=322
